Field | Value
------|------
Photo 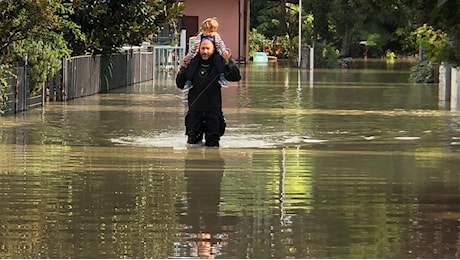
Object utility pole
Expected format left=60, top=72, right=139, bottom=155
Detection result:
left=298, top=0, right=302, bottom=67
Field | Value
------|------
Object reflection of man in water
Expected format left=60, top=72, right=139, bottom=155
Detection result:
left=180, top=149, right=225, bottom=258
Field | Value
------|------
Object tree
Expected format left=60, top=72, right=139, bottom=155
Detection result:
left=248, top=0, right=460, bottom=65
left=68, top=0, right=184, bottom=55
left=12, top=32, right=72, bottom=94
left=0, top=0, right=185, bottom=97
left=359, top=33, right=380, bottom=59
left=309, top=0, right=333, bottom=42
left=250, top=0, right=314, bottom=59
left=0, top=0, right=76, bottom=61
left=0, top=0, right=80, bottom=98
left=433, top=0, right=460, bottom=66
left=250, top=1, right=281, bottom=39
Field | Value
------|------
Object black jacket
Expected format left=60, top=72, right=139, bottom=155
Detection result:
left=176, top=54, right=241, bottom=111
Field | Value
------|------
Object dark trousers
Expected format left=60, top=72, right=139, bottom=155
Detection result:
left=185, top=110, right=226, bottom=147
left=186, top=53, right=226, bottom=82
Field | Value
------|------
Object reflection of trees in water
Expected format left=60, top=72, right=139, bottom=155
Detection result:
left=0, top=147, right=184, bottom=259
left=63, top=159, right=183, bottom=259
left=220, top=148, right=314, bottom=258
left=401, top=180, right=460, bottom=258
left=205, top=148, right=460, bottom=258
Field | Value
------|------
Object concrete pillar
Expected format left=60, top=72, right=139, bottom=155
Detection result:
left=438, top=63, right=451, bottom=102
left=299, top=44, right=309, bottom=69
left=451, top=66, right=460, bottom=110
left=61, top=57, right=68, bottom=101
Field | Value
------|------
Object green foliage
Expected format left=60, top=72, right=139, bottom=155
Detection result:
left=14, top=33, right=71, bottom=94
left=272, top=36, right=293, bottom=59
left=439, top=25, right=460, bottom=66
left=0, top=0, right=184, bottom=97
left=0, top=65, right=15, bottom=114
left=250, top=2, right=312, bottom=39
left=359, top=33, right=380, bottom=58
left=310, top=0, right=333, bottom=42
left=249, top=29, right=272, bottom=58
left=413, top=24, right=447, bottom=62
left=329, top=0, right=366, bottom=57
left=409, top=60, right=435, bottom=83
left=315, top=41, right=340, bottom=68
left=250, top=22, right=339, bottom=67
left=249, top=29, right=298, bottom=60
left=301, top=13, right=315, bottom=41
left=250, top=1, right=283, bottom=38
left=385, top=50, right=396, bottom=60
left=0, top=0, right=80, bottom=94
left=70, top=0, right=184, bottom=54
left=361, top=33, right=380, bottom=47
left=250, top=0, right=431, bottom=59
left=0, top=0, right=75, bottom=57
left=249, top=1, right=315, bottom=62
left=395, top=28, right=417, bottom=54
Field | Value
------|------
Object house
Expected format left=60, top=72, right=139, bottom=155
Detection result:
left=181, top=0, right=250, bottom=63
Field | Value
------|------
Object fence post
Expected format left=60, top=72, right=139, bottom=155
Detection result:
left=42, top=82, right=45, bottom=107
left=17, top=57, right=28, bottom=113
left=152, top=48, right=156, bottom=82
left=126, top=51, right=129, bottom=88
left=140, top=51, right=143, bottom=82
left=61, top=57, right=68, bottom=101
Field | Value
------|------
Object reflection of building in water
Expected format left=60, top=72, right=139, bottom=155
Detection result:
left=173, top=149, right=229, bottom=259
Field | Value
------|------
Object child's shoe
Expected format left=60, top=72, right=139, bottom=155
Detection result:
left=218, top=74, right=228, bottom=88
left=183, top=80, right=193, bottom=92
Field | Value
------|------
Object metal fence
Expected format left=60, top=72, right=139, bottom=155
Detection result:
left=154, top=45, right=185, bottom=72
left=61, top=51, right=155, bottom=101
left=2, top=45, right=184, bottom=116
left=2, top=66, right=43, bottom=115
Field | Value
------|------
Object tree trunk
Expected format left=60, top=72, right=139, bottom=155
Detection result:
left=340, top=28, right=352, bottom=57
left=279, top=0, right=288, bottom=36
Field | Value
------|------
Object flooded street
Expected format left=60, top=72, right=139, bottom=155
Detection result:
left=1, top=60, right=460, bottom=258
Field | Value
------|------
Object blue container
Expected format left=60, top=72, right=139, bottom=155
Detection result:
left=253, top=52, right=268, bottom=63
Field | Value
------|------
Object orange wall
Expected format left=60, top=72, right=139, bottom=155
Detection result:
left=183, top=0, right=244, bottom=61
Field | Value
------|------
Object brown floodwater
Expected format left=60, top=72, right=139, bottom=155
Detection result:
left=1, top=59, right=460, bottom=258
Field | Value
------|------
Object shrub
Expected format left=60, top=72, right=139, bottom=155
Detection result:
left=249, top=29, right=272, bottom=59
left=0, top=65, right=15, bottom=114
left=409, top=60, right=435, bottom=83
left=315, top=41, right=340, bottom=68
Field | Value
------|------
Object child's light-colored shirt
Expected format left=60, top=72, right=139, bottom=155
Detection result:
left=185, top=32, right=227, bottom=60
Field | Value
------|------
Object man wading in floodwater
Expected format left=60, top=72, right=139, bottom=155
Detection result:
left=176, top=39, right=241, bottom=147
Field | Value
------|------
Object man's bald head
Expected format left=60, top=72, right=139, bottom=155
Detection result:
left=199, top=39, right=215, bottom=60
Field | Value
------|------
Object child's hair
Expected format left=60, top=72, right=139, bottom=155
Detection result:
left=200, top=17, right=219, bottom=33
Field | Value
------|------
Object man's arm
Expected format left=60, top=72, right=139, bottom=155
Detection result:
left=225, top=58, right=241, bottom=82
left=175, top=66, right=187, bottom=89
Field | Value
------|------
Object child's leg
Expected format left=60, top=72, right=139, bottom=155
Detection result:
left=213, top=54, right=228, bottom=87
left=213, top=53, right=226, bottom=74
